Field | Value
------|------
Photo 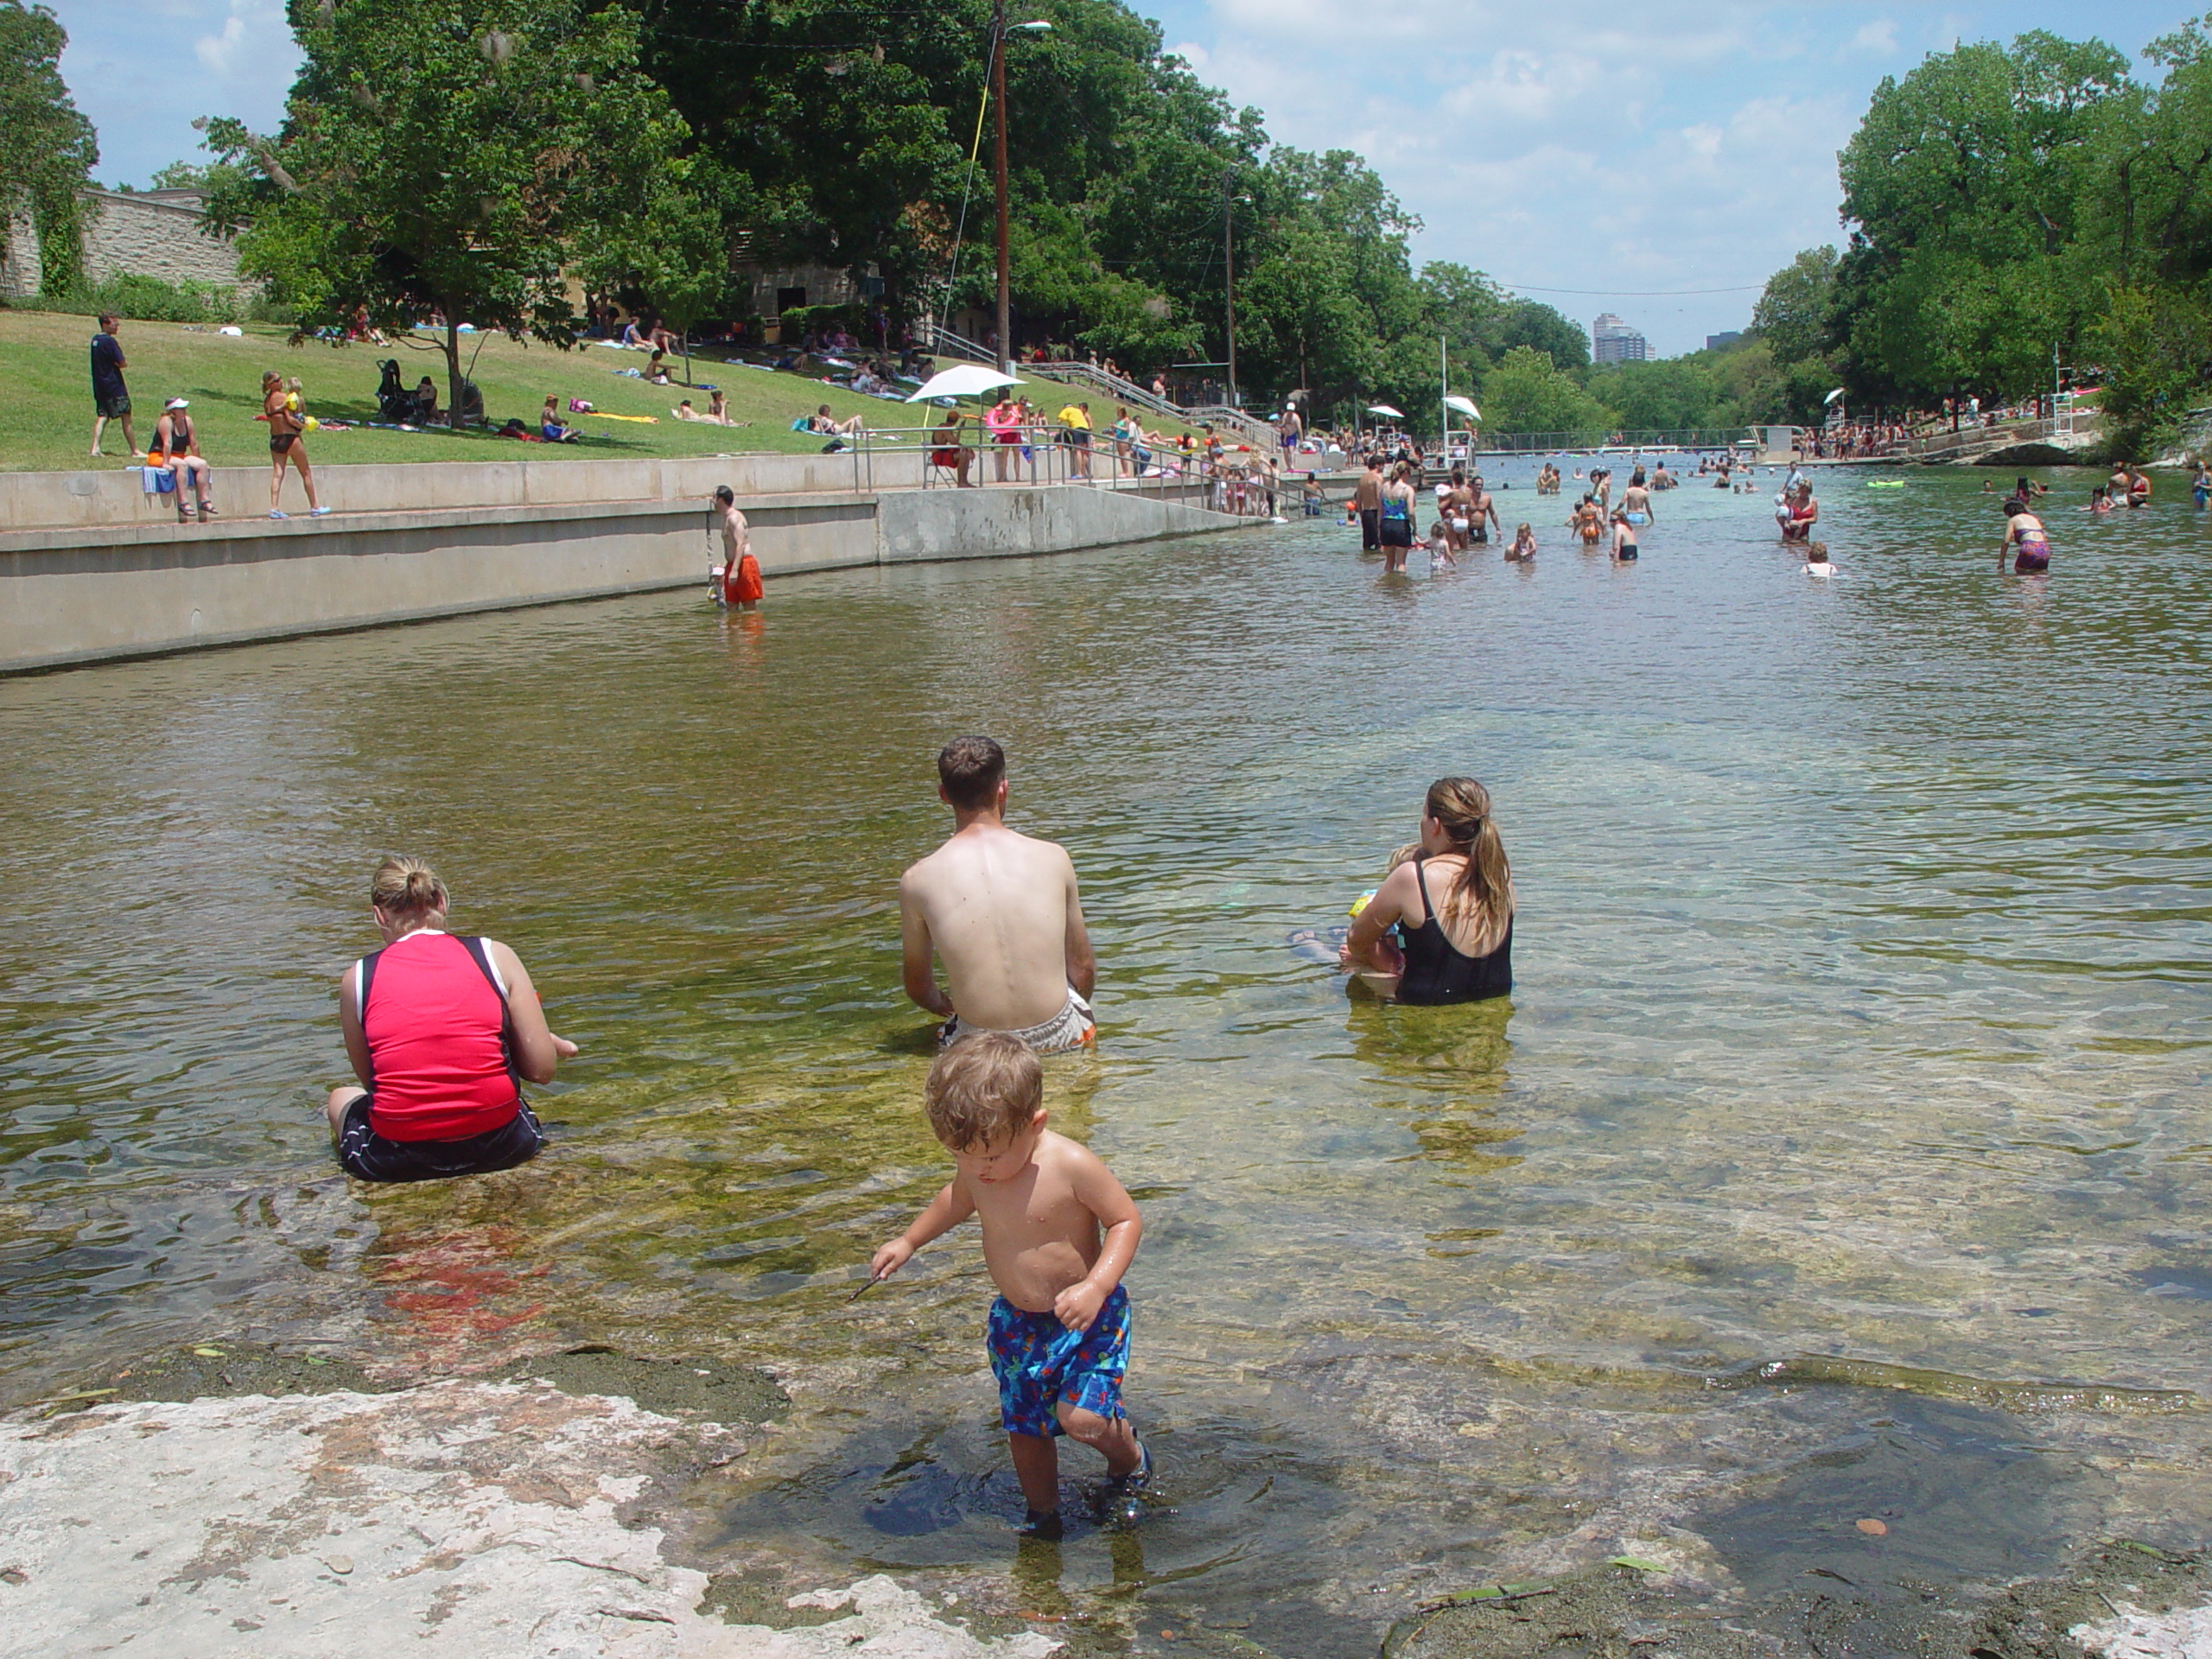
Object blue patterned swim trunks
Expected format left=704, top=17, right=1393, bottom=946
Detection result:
left=986, top=1285, right=1131, bottom=1439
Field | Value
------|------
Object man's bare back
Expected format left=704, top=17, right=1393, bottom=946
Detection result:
left=902, top=817, right=1092, bottom=1032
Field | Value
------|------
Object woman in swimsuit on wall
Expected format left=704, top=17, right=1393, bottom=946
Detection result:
left=1338, top=778, right=1514, bottom=1005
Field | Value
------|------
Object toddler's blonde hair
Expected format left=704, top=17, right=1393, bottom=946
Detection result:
left=925, top=1033, right=1043, bottom=1151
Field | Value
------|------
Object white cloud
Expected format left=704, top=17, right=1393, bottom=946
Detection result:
left=1853, top=18, right=1898, bottom=54
left=193, top=0, right=285, bottom=80
left=1168, top=40, right=1211, bottom=68
left=194, top=15, right=247, bottom=75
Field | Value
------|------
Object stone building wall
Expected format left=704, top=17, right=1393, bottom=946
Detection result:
left=0, top=188, right=245, bottom=298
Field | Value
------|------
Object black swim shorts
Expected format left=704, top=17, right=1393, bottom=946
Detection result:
left=336, top=1095, right=543, bottom=1183
left=96, top=389, right=131, bottom=419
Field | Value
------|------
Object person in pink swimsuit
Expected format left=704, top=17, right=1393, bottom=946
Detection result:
left=984, top=394, right=1022, bottom=483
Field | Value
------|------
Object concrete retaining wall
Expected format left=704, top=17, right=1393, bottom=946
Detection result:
left=0, top=446, right=997, bottom=531
left=0, top=480, right=1242, bottom=674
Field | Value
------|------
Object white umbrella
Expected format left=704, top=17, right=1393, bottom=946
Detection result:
left=1366, top=404, right=1404, bottom=418
left=906, top=365, right=1026, bottom=403
left=1823, top=387, right=1847, bottom=405
left=1444, top=395, right=1481, bottom=421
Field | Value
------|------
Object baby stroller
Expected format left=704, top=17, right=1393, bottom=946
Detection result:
left=377, top=359, right=486, bottom=425
left=375, top=359, right=415, bottom=423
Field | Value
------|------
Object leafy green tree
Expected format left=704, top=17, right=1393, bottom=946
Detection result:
left=1751, top=248, right=1836, bottom=369
left=1480, top=346, right=1615, bottom=440
left=1834, top=31, right=2126, bottom=406
left=207, top=0, right=694, bottom=427
left=1585, top=358, right=1725, bottom=432
left=0, top=1, right=98, bottom=292
left=1498, top=299, right=1589, bottom=370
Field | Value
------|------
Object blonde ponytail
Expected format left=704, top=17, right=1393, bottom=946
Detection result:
left=1425, top=778, right=1512, bottom=948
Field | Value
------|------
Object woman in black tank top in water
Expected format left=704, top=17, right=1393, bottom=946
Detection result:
left=1338, top=777, right=1514, bottom=1004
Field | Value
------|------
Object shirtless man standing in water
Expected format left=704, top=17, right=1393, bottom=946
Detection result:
left=900, top=736, right=1097, bottom=1052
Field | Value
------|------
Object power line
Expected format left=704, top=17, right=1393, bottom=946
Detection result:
left=1496, top=281, right=1765, bottom=296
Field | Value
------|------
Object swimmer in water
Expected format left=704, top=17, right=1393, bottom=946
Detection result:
left=1622, top=467, right=1655, bottom=528
left=1507, top=523, right=1536, bottom=562
left=1804, top=542, right=1836, bottom=578
left=2193, top=460, right=2210, bottom=509
left=1610, top=509, right=1638, bottom=562
left=1570, top=496, right=1603, bottom=544
left=2085, top=486, right=2114, bottom=514
left=2003, top=497, right=2050, bottom=574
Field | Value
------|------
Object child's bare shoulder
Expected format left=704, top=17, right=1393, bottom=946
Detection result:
left=1036, top=1130, right=1127, bottom=1197
left=1036, top=1128, right=1108, bottom=1174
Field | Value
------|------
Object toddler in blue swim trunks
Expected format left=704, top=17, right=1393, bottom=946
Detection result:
left=869, top=1031, right=1147, bottom=1540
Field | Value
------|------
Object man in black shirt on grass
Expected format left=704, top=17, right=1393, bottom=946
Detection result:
left=90, top=313, right=137, bottom=459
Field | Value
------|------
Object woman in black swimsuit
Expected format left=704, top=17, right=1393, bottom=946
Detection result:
left=1338, top=777, right=1514, bottom=1003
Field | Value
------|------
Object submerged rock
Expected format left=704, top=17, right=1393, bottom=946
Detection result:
left=0, top=1380, right=1052, bottom=1657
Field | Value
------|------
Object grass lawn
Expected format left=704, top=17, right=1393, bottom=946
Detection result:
left=0, top=310, right=974, bottom=474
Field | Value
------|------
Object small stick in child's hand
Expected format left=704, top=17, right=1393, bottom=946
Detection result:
left=848, top=1273, right=883, bottom=1304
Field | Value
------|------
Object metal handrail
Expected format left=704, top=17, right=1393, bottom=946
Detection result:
left=918, top=323, right=1278, bottom=447
left=846, top=419, right=1284, bottom=518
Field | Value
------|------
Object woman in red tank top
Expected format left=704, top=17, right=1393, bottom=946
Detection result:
left=325, top=856, right=578, bottom=1182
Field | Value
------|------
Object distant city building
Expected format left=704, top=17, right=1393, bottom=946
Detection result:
left=1592, top=313, right=1649, bottom=363
left=1707, top=331, right=1743, bottom=352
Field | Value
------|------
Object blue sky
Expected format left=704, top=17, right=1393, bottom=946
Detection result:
left=49, top=0, right=2203, bottom=355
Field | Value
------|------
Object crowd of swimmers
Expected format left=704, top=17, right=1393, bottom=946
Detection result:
left=1348, top=452, right=1681, bottom=570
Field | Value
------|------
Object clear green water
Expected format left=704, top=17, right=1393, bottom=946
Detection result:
left=3, top=467, right=2209, bottom=1651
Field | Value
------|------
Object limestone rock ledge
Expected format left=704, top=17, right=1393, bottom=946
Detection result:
left=0, top=1382, right=1058, bottom=1659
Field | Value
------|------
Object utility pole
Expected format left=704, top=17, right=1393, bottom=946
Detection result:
left=992, top=0, right=1011, bottom=374
left=1223, top=177, right=1237, bottom=409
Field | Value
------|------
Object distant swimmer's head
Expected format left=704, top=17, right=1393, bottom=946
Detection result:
left=369, top=855, right=448, bottom=924
left=938, top=734, right=1007, bottom=810
left=925, top=1032, right=1046, bottom=1161
left=714, top=485, right=735, bottom=505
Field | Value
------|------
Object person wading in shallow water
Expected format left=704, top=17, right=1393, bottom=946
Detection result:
left=325, top=855, right=577, bottom=1182
left=868, top=1034, right=1148, bottom=1541
left=2002, top=495, right=2052, bottom=575
left=900, top=737, right=1097, bottom=1052
left=1352, top=457, right=1383, bottom=552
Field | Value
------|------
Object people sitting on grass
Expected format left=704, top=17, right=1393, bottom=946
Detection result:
left=677, top=395, right=735, bottom=424
left=414, top=377, right=442, bottom=423
left=540, top=397, right=578, bottom=442
left=811, top=404, right=865, bottom=437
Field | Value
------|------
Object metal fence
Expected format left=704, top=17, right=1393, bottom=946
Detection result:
left=1463, top=429, right=1752, bottom=454
left=847, top=421, right=1289, bottom=517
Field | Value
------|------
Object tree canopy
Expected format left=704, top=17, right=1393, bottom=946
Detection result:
left=1790, top=21, right=2212, bottom=450
left=205, top=0, right=697, bottom=423
left=0, top=1, right=98, bottom=291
